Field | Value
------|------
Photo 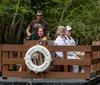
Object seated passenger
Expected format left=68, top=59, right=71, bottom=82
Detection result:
left=54, top=25, right=79, bottom=73
left=65, top=25, right=84, bottom=72
left=37, top=26, right=48, bottom=44
left=19, top=27, right=47, bottom=72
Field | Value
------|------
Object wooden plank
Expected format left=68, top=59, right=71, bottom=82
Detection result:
left=91, top=46, right=100, bottom=51
left=21, top=52, right=27, bottom=71
left=2, top=71, right=90, bottom=79
left=63, top=51, right=68, bottom=72
left=24, top=40, right=47, bottom=45
left=22, top=52, right=26, bottom=58
left=46, top=45, right=92, bottom=52
left=97, top=50, right=100, bottom=71
left=2, top=45, right=31, bottom=51
left=2, top=52, right=9, bottom=71
left=17, top=51, right=21, bottom=58
left=2, top=58, right=91, bottom=65
left=84, top=52, right=91, bottom=74
left=96, top=70, right=100, bottom=76
left=92, top=42, right=100, bottom=71
left=2, top=45, right=92, bottom=52
left=2, top=58, right=24, bottom=64
left=2, top=42, right=100, bottom=79
left=92, top=52, right=98, bottom=71
left=2, top=71, right=32, bottom=77
left=92, top=41, right=100, bottom=46
left=9, top=51, right=14, bottom=70
left=24, top=40, right=38, bottom=45
left=48, top=40, right=54, bottom=46
left=52, top=59, right=91, bottom=65
left=91, top=58, right=100, bottom=65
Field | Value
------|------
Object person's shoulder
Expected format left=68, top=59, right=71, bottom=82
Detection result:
left=43, top=21, right=48, bottom=24
left=31, top=19, right=37, bottom=22
left=42, top=36, right=47, bottom=41
left=54, top=36, right=62, bottom=45
left=64, top=35, right=68, bottom=40
left=29, top=20, right=34, bottom=24
left=55, top=36, right=60, bottom=42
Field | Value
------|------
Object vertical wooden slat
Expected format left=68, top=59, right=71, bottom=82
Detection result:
left=49, top=51, right=56, bottom=72
left=23, top=40, right=37, bottom=45
left=9, top=51, right=14, bottom=70
left=2, top=51, right=9, bottom=71
left=92, top=42, right=100, bottom=71
left=63, top=51, right=68, bottom=72
left=21, top=50, right=29, bottom=72
left=84, top=52, right=91, bottom=79
left=45, top=51, right=51, bottom=72
left=97, top=42, right=100, bottom=70
left=17, top=51, right=20, bottom=58
left=22, top=51, right=26, bottom=58
left=98, top=48, right=100, bottom=70
left=16, top=51, right=20, bottom=71
left=21, top=51, right=27, bottom=71
left=92, top=51, right=98, bottom=71
left=18, top=51, right=24, bottom=71
left=42, top=41, right=47, bottom=45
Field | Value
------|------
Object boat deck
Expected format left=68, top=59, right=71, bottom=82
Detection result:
left=0, top=76, right=100, bottom=85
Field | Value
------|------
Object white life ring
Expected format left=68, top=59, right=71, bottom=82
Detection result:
left=24, top=45, right=52, bottom=72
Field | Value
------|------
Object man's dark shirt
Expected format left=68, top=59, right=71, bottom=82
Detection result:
left=28, top=20, right=48, bottom=39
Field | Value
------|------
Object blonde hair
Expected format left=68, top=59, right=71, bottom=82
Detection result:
left=56, top=26, right=65, bottom=35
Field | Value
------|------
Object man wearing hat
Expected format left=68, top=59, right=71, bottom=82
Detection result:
left=65, top=26, right=84, bottom=73
left=64, top=26, right=79, bottom=72
left=65, top=26, right=76, bottom=45
left=54, top=25, right=79, bottom=72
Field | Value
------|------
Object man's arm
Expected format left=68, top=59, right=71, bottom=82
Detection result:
left=26, top=27, right=32, bottom=37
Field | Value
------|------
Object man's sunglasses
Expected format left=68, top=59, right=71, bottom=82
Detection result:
left=37, top=15, right=42, bottom=16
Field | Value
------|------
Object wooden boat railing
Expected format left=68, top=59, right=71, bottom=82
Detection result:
left=0, top=40, right=100, bottom=79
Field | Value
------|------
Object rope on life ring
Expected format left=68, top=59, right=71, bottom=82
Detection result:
left=24, top=45, right=52, bottom=73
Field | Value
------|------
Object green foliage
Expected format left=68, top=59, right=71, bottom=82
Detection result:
left=0, top=0, right=100, bottom=44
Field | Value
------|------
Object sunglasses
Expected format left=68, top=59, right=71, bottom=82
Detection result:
left=37, top=15, right=42, bottom=16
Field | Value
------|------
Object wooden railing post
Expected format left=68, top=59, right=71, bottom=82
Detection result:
left=92, top=52, right=98, bottom=71
left=92, top=41, right=100, bottom=71
left=2, top=46, right=9, bottom=75
left=63, top=51, right=68, bottom=72
left=0, top=41, right=96, bottom=79
left=9, top=52, right=13, bottom=70
left=84, top=52, right=91, bottom=79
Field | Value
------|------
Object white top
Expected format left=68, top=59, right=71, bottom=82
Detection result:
left=54, top=36, right=66, bottom=46
left=54, top=36, right=66, bottom=58
left=54, top=35, right=76, bottom=59
left=65, top=35, right=76, bottom=46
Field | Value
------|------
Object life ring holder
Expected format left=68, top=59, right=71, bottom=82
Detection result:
left=24, top=45, right=52, bottom=73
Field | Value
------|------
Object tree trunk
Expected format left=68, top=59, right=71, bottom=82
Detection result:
left=16, top=15, right=24, bottom=44
left=7, top=18, right=20, bottom=44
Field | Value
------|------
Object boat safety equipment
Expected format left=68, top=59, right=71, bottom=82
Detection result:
left=24, top=45, right=52, bottom=73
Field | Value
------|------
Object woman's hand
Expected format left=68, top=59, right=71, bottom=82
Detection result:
left=75, top=55, right=80, bottom=59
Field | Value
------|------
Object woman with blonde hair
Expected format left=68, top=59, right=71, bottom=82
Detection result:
left=54, top=25, right=79, bottom=73
left=54, top=26, right=66, bottom=49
